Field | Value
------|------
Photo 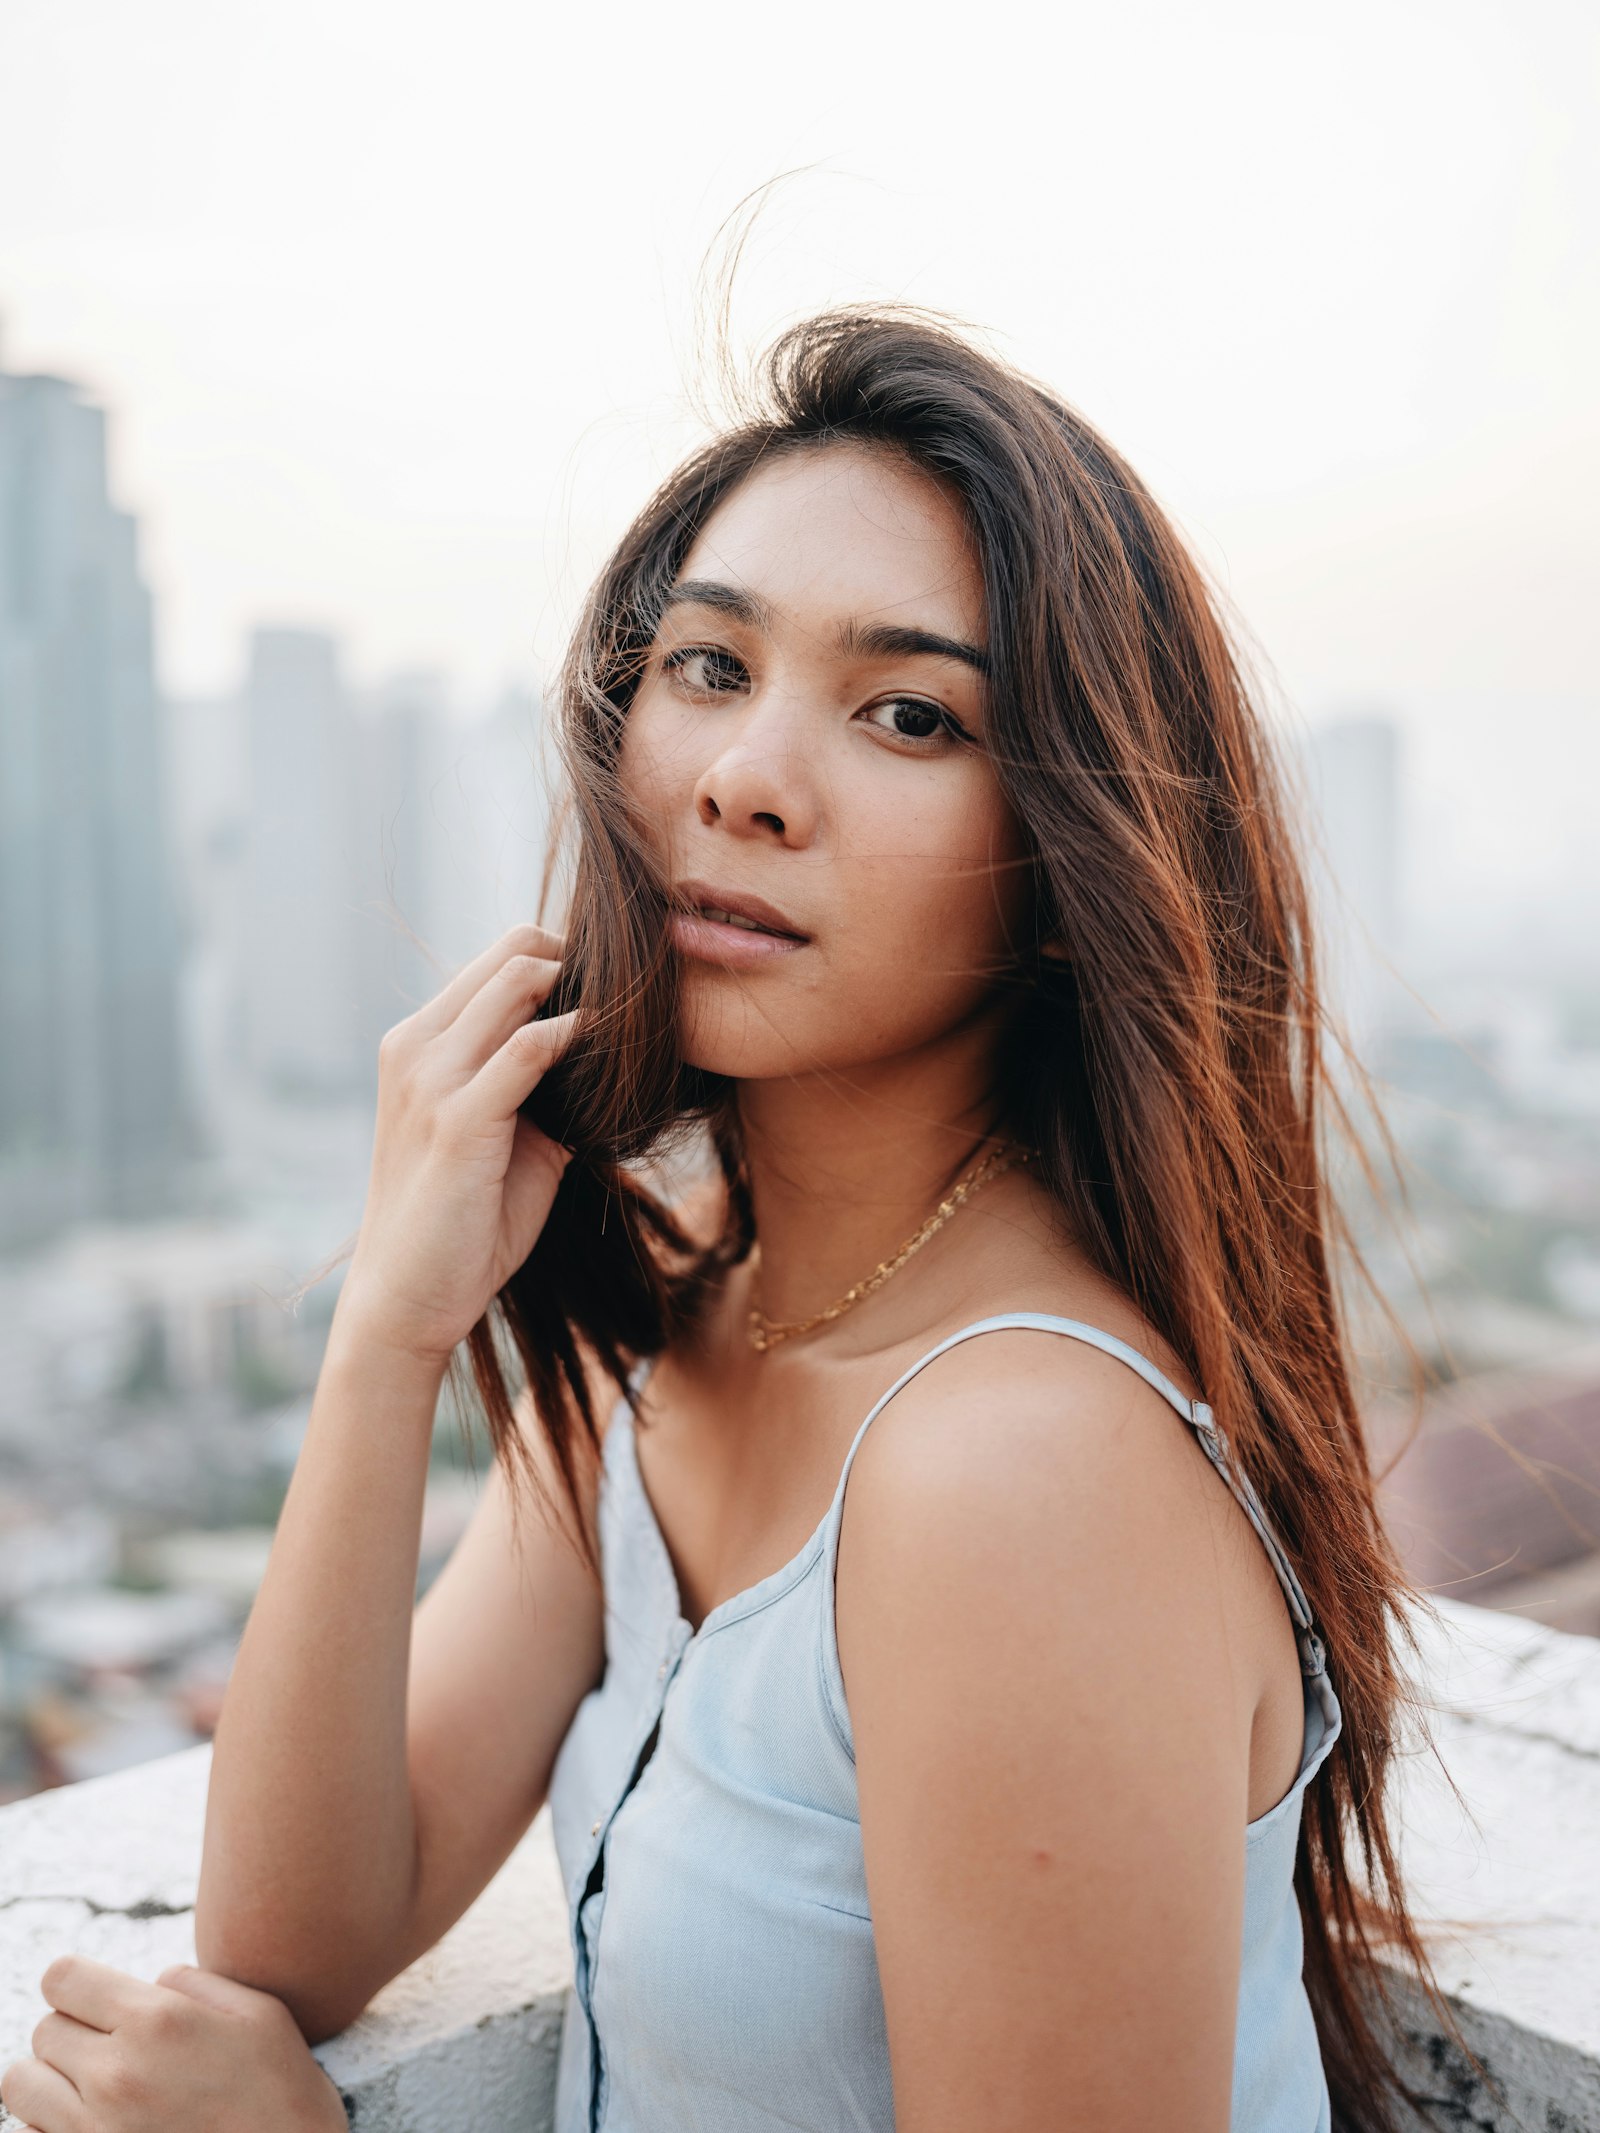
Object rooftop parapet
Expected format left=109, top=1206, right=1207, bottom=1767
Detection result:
left=2, top=1595, right=1598, bottom=2131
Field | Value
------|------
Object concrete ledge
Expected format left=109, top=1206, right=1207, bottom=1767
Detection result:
left=1, top=1595, right=1599, bottom=2130
left=1379, top=1596, right=1600, bottom=2129
left=0, top=1748, right=573, bottom=2131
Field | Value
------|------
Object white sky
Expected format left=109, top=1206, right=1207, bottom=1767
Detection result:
left=2, top=0, right=1596, bottom=946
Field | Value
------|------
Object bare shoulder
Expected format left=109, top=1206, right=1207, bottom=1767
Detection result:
left=834, top=1321, right=1249, bottom=1716
left=844, top=1317, right=1213, bottom=1539
left=834, top=1339, right=1249, bottom=2126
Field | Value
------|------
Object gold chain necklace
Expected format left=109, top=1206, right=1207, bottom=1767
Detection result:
left=745, top=1139, right=1032, bottom=1352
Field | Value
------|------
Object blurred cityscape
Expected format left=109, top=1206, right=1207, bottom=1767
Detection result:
left=0, top=349, right=557, bottom=1799
left=2, top=349, right=1598, bottom=1804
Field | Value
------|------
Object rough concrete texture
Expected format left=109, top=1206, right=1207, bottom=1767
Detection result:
left=1381, top=1595, right=1600, bottom=2129
left=2, top=1596, right=1600, bottom=2129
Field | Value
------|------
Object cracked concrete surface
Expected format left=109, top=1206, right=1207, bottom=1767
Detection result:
left=1378, top=1597, right=1600, bottom=2129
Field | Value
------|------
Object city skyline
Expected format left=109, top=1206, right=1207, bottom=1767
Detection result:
left=0, top=340, right=562, bottom=1253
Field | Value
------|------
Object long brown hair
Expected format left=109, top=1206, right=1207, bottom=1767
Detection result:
left=458, top=304, right=1477, bottom=2129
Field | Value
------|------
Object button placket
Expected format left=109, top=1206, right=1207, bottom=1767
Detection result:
left=585, top=1640, right=678, bottom=1861
left=579, top=1649, right=682, bottom=2132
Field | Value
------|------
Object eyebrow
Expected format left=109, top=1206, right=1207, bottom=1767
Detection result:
left=661, top=577, right=991, bottom=678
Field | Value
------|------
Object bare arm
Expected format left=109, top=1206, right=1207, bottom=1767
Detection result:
left=838, top=1331, right=1252, bottom=2133
left=194, top=1333, right=610, bottom=2043
left=193, top=1323, right=445, bottom=2039
left=193, top=923, right=596, bottom=2042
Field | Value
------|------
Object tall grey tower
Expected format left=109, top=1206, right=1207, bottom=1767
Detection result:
left=0, top=356, right=191, bottom=1246
left=240, top=627, right=365, bottom=1099
left=1299, top=711, right=1405, bottom=1058
left=348, top=668, right=453, bottom=1093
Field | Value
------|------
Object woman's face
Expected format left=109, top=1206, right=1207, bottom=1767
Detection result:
left=619, top=440, right=1034, bottom=1083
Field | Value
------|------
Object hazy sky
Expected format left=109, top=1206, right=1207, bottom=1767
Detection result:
left=2, top=0, right=1595, bottom=943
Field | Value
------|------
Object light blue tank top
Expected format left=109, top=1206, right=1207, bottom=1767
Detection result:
left=546, top=1312, right=1343, bottom=2131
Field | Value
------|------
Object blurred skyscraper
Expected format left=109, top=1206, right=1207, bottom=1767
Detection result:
left=419, top=682, right=553, bottom=976
left=0, top=349, right=191, bottom=1247
left=239, top=628, right=364, bottom=1100
left=349, top=668, right=455, bottom=1079
left=1299, top=710, right=1406, bottom=1057
left=205, top=636, right=549, bottom=1130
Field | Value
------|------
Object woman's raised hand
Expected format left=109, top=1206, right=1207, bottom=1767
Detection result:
left=336, top=922, right=580, bottom=1367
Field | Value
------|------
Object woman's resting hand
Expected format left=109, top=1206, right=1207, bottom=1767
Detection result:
left=1, top=1955, right=350, bottom=2132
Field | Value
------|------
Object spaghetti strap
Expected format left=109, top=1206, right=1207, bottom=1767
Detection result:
left=830, top=1310, right=1327, bottom=1680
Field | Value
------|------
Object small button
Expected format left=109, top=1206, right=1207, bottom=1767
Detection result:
left=657, top=1660, right=669, bottom=1678
left=591, top=1819, right=601, bottom=1837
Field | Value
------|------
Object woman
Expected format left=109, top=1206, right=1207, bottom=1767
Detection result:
left=7, top=308, right=1468, bottom=2133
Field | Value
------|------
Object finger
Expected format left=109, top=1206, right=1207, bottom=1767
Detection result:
left=38, top=1952, right=160, bottom=2032
left=495, top=1117, right=576, bottom=1240
left=0, top=2052, right=85, bottom=2130
left=434, top=954, right=564, bottom=1079
left=29, top=2010, right=100, bottom=2090
left=469, top=1006, right=583, bottom=1122
left=410, top=923, right=566, bottom=1040
left=154, top=1962, right=272, bottom=2016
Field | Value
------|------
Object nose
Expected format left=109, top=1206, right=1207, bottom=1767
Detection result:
left=691, top=691, right=820, bottom=846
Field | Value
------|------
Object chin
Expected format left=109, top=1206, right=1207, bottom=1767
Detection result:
left=673, top=950, right=963, bottom=1080
left=676, top=989, right=835, bottom=1083
left=677, top=1023, right=810, bottom=1082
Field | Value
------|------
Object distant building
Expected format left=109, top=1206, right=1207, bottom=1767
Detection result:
left=0, top=353, right=192, bottom=1246
left=1298, top=710, right=1405, bottom=1056
left=419, top=680, right=553, bottom=976
left=349, top=669, right=456, bottom=1086
left=240, top=627, right=366, bottom=1098
left=161, top=687, right=250, bottom=1167
left=175, top=636, right=549, bottom=1146
left=238, top=639, right=479, bottom=1103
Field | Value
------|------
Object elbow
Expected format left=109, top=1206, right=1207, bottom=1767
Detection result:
left=193, top=1905, right=373, bottom=2046
left=293, top=1991, right=372, bottom=2051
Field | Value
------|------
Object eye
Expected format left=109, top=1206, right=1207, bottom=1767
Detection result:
left=661, top=644, right=749, bottom=697
left=859, top=696, right=973, bottom=749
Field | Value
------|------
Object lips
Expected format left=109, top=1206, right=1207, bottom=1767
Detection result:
left=672, top=878, right=810, bottom=942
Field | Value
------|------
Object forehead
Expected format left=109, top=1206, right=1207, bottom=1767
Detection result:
left=675, top=443, right=985, bottom=641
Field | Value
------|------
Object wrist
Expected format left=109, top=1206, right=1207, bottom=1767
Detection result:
left=325, top=1286, right=456, bottom=1389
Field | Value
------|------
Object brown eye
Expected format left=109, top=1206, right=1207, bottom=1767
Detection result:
left=663, top=645, right=748, bottom=696
left=860, top=696, right=969, bottom=747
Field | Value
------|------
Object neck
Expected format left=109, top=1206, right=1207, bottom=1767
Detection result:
left=733, top=1044, right=1015, bottom=1344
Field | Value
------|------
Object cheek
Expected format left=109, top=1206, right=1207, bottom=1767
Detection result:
left=616, top=698, right=668, bottom=801
left=616, top=699, right=696, bottom=856
left=845, top=788, right=1025, bottom=971
left=797, top=799, right=1026, bottom=1071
